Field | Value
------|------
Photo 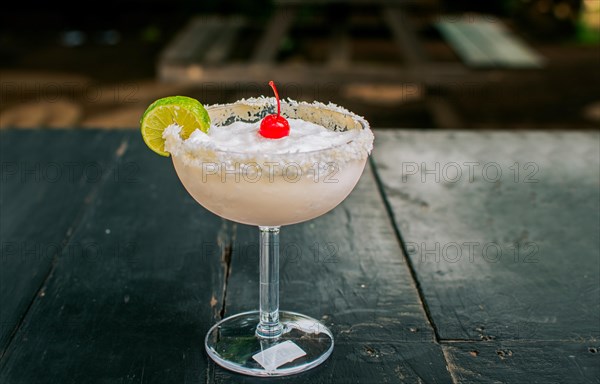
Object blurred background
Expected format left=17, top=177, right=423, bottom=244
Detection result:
left=1, top=0, right=599, bottom=129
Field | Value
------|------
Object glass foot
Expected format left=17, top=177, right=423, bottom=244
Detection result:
left=205, top=310, right=334, bottom=377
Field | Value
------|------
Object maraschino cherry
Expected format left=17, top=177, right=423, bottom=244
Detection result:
left=259, top=81, right=290, bottom=139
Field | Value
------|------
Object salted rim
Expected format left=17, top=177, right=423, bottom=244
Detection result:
left=164, top=97, right=374, bottom=167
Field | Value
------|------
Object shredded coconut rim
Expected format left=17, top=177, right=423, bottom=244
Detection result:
left=163, top=97, right=374, bottom=168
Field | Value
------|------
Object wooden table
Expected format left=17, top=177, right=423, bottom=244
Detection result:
left=1, top=130, right=598, bottom=383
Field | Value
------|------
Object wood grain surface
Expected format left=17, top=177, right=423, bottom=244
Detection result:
left=0, top=130, right=124, bottom=354
left=372, top=130, right=600, bottom=382
left=0, top=132, right=226, bottom=383
left=1, top=130, right=598, bottom=383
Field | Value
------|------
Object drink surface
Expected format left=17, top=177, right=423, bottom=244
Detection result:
left=169, top=118, right=359, bottom=155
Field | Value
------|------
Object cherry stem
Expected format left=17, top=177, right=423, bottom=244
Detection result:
left=269, top=80, right=281, bottom=117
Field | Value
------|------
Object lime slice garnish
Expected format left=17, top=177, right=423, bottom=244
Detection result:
left=140, top=96, right=210, bottom=157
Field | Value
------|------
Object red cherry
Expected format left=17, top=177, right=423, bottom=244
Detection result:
left=259, top=81, right=290, bottom=139
left=260, top=114, right=290, bottom=139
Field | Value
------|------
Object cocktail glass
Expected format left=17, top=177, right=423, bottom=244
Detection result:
left=169, top=98, right=373, bottom=376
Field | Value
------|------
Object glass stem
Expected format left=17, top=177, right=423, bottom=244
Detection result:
left=256, top=226, right=283, bottom=339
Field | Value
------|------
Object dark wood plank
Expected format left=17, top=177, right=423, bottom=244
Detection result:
left=159, top=61, right=471, bottom=86
left=442, top=342, right=600, bottom=383
left=436, top=20, right=545, bottom=69
left=159, top=17, right=223, bottom=64
left=0, top=132, right=227, bottom=383
left=251, top=7, right=297, bottom=65
left=211, top=163, right=453, bottom=383
left=427, top=97, right=464, bottom=129
left=0, top=130, right=125, bottom=355
left=372, top=130, right=600, bottom=342
left=327, top=18, right=351, bottom=69
left=382, top=6, right=427, bottom=65
left=203, top=17, right=246, bottom=65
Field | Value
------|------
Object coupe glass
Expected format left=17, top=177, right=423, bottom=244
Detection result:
left=169, top=98, right=373, bottom=376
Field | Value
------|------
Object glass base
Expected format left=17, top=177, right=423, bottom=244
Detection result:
left=205, top=310, right=334, bottom=377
